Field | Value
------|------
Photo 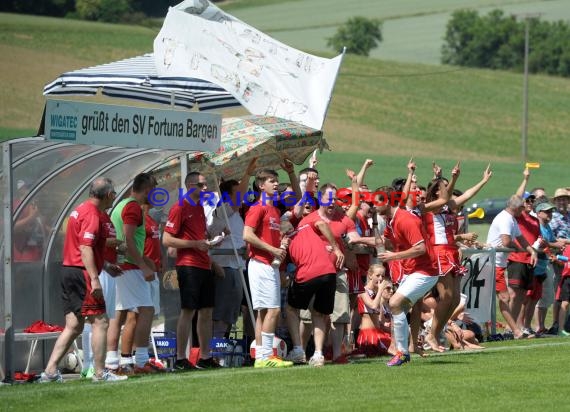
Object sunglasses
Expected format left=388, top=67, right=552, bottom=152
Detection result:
left=190, top=182, right=207, bottom=188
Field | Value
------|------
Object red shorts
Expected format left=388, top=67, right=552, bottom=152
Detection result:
left=347, top=268, right=364, bottom=294
left=356, top=328, right=390, bottom=357
left=433, top=244, right=461, bottom=276
left=495, top=266, right=507, bottom=293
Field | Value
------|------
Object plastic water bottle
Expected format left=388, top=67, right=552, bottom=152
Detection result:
left=271, top=241, right=287, bottom=267
left=556, top=255, right=569, bottom=262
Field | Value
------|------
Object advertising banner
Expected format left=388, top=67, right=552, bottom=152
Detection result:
left=45, top=99, right=221, bottom=152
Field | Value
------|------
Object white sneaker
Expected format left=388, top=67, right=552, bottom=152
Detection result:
left=286, top=347, right=306, bottom=364
left=38, top=370, right=63, bottom=383
left=308, top=355, right=325, bottom=367
left=92, top=370, right=128, bottom=382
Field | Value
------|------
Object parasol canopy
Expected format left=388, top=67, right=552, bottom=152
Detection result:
left=208, top=115, right=326, bottom=180
left=43, top=53, right=242, bottom=111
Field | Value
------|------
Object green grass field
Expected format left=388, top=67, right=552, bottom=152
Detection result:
left=2, top=338, right=569, bottom=411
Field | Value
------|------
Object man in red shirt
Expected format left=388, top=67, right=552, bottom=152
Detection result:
left=317, top=182, right=379, bottom=364
left=243, top=169, right=293, bottom=368
left=163, top=171, right=218, bottom=370
left=40, top=177, right=126, bottom=382
left=377, top=187, right=440, bottom=366
left=286, top=211, right=344, bottom=367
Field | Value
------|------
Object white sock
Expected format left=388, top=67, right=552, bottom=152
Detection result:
left=393, top=312, right=409, bottom=354
left=261, top=332, right=275, bottom=360
left=255, top=345, right=263, bottom=360
left=81, top=324, right=93, bottom=369
left=135, top=347, right=149, bottom=367
left=293, top=345, right=303, bottom=352
left=105, top=351, right=119, bottom=370
left=313, top=350, right=323, bottom=358
left=120, top=355, right=133, bottom=366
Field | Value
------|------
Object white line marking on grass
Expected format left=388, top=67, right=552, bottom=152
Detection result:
left=417, top=339, right=570, bottom=358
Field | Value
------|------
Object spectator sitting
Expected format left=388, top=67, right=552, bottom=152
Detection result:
left=356, top=264, right=392, bottom=357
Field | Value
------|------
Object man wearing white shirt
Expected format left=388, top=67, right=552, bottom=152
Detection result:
left=487, top=195, right=538, bottom=338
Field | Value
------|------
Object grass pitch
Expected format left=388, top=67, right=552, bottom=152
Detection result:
left=1, top=338, right=568, bottom=411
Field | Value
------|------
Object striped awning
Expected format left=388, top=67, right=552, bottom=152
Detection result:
left=43, top=53, right=242, bottom=111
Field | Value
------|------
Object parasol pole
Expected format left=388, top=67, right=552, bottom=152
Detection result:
left=319, top=47, right=346, bottom=131
left=212, top=171, right=256, bottom=336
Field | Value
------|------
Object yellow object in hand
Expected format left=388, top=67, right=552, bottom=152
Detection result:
left=525, top=162, right=540, bottom=169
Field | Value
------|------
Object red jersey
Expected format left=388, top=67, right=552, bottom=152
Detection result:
left=317, top=209, right=357, bottom=248
left=289, top=213, right=336, bottom=283
left=101, top=212, right=117, bottom=264
left=423, top=209, right=456, bottom=246
left=384, top=208, right=437, bottom=276
left=144, top=212, right=162, bottom=271
left=164, top=201, right=210, bottom=269
left=509, top=211, right=539, bottom=264
left=63, top=200, right=107, bottom=272
left=244, top=203, right=281, bottom=265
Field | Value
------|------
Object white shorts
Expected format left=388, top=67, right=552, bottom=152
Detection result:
left=99, top=270, right=116, bottom=319
left=248, top=259, right=280, bottom=310
left=115, top=269, right=153, bottom=311
left=396, top=272, right=439, bottom=304
left=151, top=277, right=160, bottom=315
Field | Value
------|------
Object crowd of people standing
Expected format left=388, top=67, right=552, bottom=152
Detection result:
left=37, top=156, right=570, bottom=382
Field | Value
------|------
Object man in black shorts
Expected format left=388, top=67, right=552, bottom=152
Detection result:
left=286, top=210, right=344, bottom=367
left=163, top=172, right=218, bottom=370
left=40, top=177, right=126, bottom=382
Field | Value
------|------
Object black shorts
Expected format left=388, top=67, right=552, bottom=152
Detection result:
left=557, top=276, right=570, bottom=302
left=177, top=266, right=215, bottom=310
left=61, top=266, right=105, bottom=317
left=287, top=274, right=336, bottom=315
left=507, top=261, right=534, bottom=290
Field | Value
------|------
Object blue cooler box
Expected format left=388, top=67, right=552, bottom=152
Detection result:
left=209, top=338, right=246, bottom=367
left=152, top=331, right=177, bottom=367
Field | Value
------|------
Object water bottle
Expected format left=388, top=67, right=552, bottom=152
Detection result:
left=373, top=225, right=385, bottom=262
left=271, top=241, right=287, bottom=267
left=556, top=255, right=569, bottom=262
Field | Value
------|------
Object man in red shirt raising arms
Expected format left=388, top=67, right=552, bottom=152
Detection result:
left=377, top=187, right=440, bottom=366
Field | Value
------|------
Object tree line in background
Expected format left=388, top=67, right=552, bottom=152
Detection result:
left=442, top=9, right=570, bottom=78
left=0, top=0, right=222, bottom=22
